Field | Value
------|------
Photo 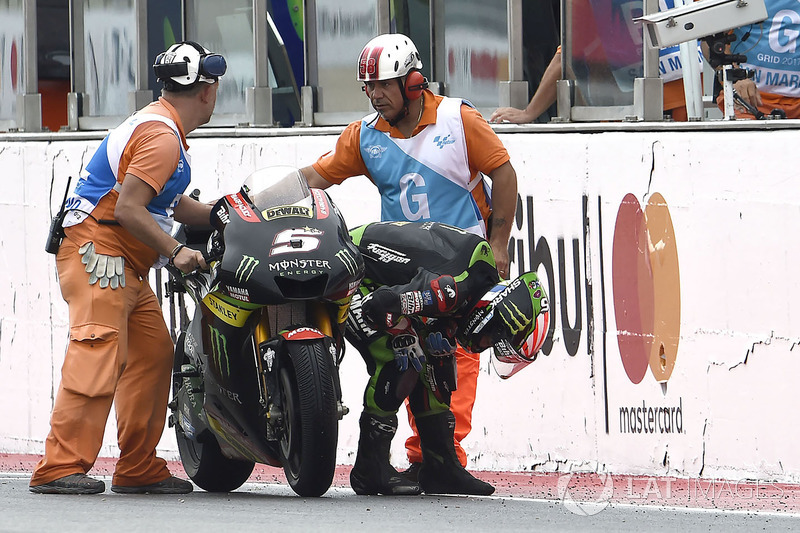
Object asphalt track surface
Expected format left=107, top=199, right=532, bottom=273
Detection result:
left=3, top=456, right=800, bottom=532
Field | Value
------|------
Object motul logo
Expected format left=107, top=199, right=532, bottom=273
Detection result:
left=283, top=327, right=324, bottom=340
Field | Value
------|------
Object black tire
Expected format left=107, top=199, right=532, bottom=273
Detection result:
left=173, top=332, right=255, bottom=493
left=279, top=340, right=339, bottom=497
left=175, top=428, right=254, bottom=493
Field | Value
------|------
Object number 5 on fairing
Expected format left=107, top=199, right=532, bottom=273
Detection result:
left=270, top=228, right=323, bottom=256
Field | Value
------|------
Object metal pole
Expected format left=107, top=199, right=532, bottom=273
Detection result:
left=130, top=0, right=153, bottom=112
left=555, top=0, right=572, bottom=122
left=247, top=0, right=272, bottom=126
left=19, top=0, right=42, bottom=131
left=499, top=0, right=527, bottom=108
left=634, top=0, right=664, bottom=121
left=68, top=0, right=86, bottom=130
left=376, top=0, right=390, bottom=34
left=300, top=0, right=318, bottom=125
left=430, top=0, right=446, bottom=95
left=254, top=0, right=269, bottom=88
left=22, top=0, right=37, bottom=95
left=674, top=0, right=703, bottom=120
left=643, top=0, right=659, bottom=79
left=508, top=0, right=523, bottom=81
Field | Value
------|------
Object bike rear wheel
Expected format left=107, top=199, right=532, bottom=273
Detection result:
left=173, top=332, right=255, bottom=493
left=176, top=428, right=255, bottom=493
left=279, top=339, right=339, bottom=497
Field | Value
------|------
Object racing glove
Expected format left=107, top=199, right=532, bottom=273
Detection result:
left=360, top=287, right=402, bottom=330
left=424, top=331, right=456, bottom=357
left=391, top=332, right=426, bottom=373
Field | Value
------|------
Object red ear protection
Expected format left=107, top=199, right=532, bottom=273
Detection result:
left=362, top=72, right=427, bottom=100
left=404, top=70, right=428, bottom=100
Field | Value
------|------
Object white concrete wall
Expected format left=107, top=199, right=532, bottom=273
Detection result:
left=1, top=127, right=798, bottom=482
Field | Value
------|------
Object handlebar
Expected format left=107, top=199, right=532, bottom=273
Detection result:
left=202, top=239, right=225, bottom=265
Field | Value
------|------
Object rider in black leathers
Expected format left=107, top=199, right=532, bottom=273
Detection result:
left=345, top=221, right=550, bottom=496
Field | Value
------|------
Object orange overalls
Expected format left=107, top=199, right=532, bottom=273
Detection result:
left=30, top=236, right=174, bottom=487
left=31, top=98, right=189, bottom=488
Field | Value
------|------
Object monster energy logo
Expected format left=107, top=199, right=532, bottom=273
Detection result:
left=208, top=325, right=230, bottom=377
left=498, top=301, right=531, bottom=336
left=236, top=255, right=259, bottom=283
left=336, top=249, right=359, bottom=276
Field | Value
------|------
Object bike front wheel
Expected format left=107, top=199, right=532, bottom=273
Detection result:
left=278, top=339, right=339, bottom=497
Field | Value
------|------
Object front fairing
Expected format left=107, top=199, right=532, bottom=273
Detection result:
left=208, top=168, right=365, bottom=306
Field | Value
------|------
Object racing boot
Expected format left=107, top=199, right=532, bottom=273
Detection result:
left=350, top=412, right=422, bottom=496
left=416, top=411, right=495, bottom=496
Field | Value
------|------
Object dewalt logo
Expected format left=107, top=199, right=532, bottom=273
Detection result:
left=263, top=205, right=312, bottom=220
left=208, top=325, right=230, bottom=378
left=236, top=255, right=259, bottom=283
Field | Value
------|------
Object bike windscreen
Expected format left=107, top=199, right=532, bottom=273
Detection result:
left=242, top=166, right=312, bottom=211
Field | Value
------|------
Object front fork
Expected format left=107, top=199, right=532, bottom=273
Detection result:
left=253, top=302, right=349, bottom=441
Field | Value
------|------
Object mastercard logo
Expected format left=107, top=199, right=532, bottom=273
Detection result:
left=611, top=193, right=680, bottom=384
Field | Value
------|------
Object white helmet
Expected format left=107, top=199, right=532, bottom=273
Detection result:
left=357, top=33, right=422, bottom=82
left=153, top=41, right=227, bottom=91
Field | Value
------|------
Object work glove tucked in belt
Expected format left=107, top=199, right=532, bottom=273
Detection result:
left=79, top=242, right=126, bottom=289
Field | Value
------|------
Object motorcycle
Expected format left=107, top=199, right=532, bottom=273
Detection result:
left=165, top=166, right=365, bottom=497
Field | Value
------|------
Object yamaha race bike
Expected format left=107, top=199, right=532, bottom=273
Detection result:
left=166, top=167, right=364, bottom=496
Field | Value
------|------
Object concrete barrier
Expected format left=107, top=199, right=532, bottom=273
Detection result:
left=1, top=123, right=798, bottom=483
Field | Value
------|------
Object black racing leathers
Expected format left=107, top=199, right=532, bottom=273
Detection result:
left=345, top=221, right=499, bottom=417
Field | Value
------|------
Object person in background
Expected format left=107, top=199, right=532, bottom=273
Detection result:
left=301, top=33, right=518, bottom=495
left=715, top=0, right=800, bottom=119
left=491, top=49, right=563, bottom=124
left=345, top=221, right=550, bottom=496
left=29, top=41, right=225, bottom=495
left=491, top=0, right=705, bottom=123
